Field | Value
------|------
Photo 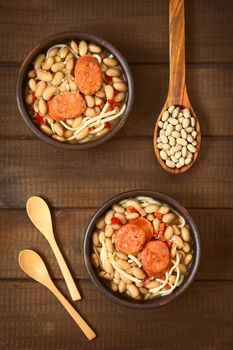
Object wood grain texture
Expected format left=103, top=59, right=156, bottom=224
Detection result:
left=0, top=281, right=232, bottom=350
left=0, top=0, right=232, bottom=63
left=1, top=64, right=233, bottom=137
left=1, top=138, right=233, bottom=209
left=0, top=209, right=233, bottom=280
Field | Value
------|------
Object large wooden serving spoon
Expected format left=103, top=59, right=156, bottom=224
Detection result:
left=18, top=250, right=96, bottom=341
left=26, top=196, right=81, bottom=301
left=154, top=0, right=201, bottom=173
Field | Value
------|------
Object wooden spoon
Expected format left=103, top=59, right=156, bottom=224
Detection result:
left=26, top=196, right=81, bottom=301
left=18, top=249, right=96, bottom=341
left=154, top=0, right=201, bottom=173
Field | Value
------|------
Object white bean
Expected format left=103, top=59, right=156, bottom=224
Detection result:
left=187, top=144, right=197, bottom=153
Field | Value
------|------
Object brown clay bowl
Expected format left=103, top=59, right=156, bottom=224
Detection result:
left=83, top=190, right=201, bottom=309
left=16, top=32, right=134, bottom=149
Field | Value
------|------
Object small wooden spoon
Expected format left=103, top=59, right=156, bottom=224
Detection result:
left=26, top=196, right=81, bottom=301
left=154, top=0, right=201, bottom=173
left=18, top=250, right=96, bottom=341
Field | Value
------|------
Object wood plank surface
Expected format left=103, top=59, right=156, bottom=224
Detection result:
left=0, top=208, right=232, bottom=280
left=0, top=281, right=232, bottom=350
left=1, top=138, right=233, bottom=209
left=1, top=64, right=233, bottom=137
left=0, top=0, right=232, bottom=63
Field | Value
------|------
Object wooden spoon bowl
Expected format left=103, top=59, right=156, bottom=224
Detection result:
left=154, top=0, right=201, bottom=173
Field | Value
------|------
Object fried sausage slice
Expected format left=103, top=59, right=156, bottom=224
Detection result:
left=129, top=217, right=153, bottom=241
left=47, top=91, right=86, bottom=120
left=140, top=240, right=170, bottom=277
left=115, top=223, right=146, bottom=255
left=74, top=55, right=103, bottom=95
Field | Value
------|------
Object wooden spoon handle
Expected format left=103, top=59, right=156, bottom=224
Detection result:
left=51, top=238, right=81, bottom=301
left=48, top=283, right=96, bottom=341
left=168, top=0, right=187, bottom=104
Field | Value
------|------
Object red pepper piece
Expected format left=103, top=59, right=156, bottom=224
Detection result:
left=165, top=283, right=170, bottom=289
left=128, top=206, right=137, bottom=212
left=32, top=93, right=37, bottom=102
left=105, top=122, right=111, bottom=129
left=36, top=113, right=43, bottom=124
left=156, top=212, right=164, bottom=220
left=100, top=103, right=105, bottom=109
left=105, top=74, right=112, bottom=83
left=107, top=99, right=115, bottom=104
left=107, top=105, right=114, bottom=111
left=161, top=275, right=166, bottom=281
left=111, top=217, right=121, bottom=225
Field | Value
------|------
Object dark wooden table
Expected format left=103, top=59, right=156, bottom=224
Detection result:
left=0, top=1, right=233, bottom=349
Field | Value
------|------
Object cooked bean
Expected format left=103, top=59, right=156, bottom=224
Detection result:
left=70, top=40, right=79, bottom=53
left=181, top=226, right=191, bottom=242
left=28, top=79, right=37, bottom=92
left=106, top=238, right=114, bottom=253
left=178, top=263, right=187, bottom=274
left=104, top=84, right=114, bottom=100
left=113, top=81, right=127, bottom=92
left=116, top=259, right=131, bottom=271
left=103, top=57, right=117, bottom=67
left=84, top=107, right=96, bottom=118
left=92, top=232, right=99, bottom=246
left=162, top=213, right=176, bottom=224
left=35, top=81, right=47, bottom=98
left=105, top=225, right=114, bottom=238
left=40, top=124, right=52, bottom=136
left=79, top=40, right=88, bottom=56
left=91, top=253, right=99, bottom=268
left=94, top=96, right=102, bottom=105
left=144, top=204, right=159, bottom=214
left=51, top=62, right=64, bottom=72
left=75, top=127, right=89, bottom=141
left=58, top=46, right=69, bottom=59
left=171, top=235, right=184, bottom=249
left=110, top=281, right=118, bottom=292
left=173, top=225, right=181, bottom=235
left=127, top=284, right=139, bottom=298
left=89, top=43, right=102, bottom=53
left=152, top=218, right=160, bottom=231
left=34, top=54, right=45, bottom=70
left=42, top=86, right=57, bottom=101
left=184, top=253, right=193, bottom=265
left=85, top=95, right=95, bottom=108
left=105, top=209, right=115, bottom=225
left=164, top=225, right=173, bottom=240
left=118, top=280, right=126, bottom=293
left=112, top=204, right=125, bottom=213
left=171, top=243, right=177, bottom=258
left=131, top=267, right=146, bottom=279
left=28, top=69, right=36, bottom=78
left=145, top=281, right=160, bottom=289
left=98, top=271, right=112, bottom=280
left=69, top=81, right=77, bottom=91
left=113, top=278, right=120, bottom=286
left=52, top=135, right=65, bottom=142
left=169, top=275, right=176, bottom=284
left=98, top=231, right=105, bottom=243
left=37, top=68, right=52, bottom=82
left=72, top=116, right=83, bottom=128
left=38, top=98, right=47, bottom=116
left=66, top=58, right=74, bottom=71
left=126, top=212, right=139, bottom=220
left=106, top=68, right=121, bottom=77
left=104, top=259, right=114, bottom=274
left=146, top=213, right=154, bottom=221
left=42, top=56, right=54, bottom=70
left=159, top=206, right=170, bottom=214
left=51, top=71, right=64, bottom=86
left=183, top=242, right=190, bottom=253
left=54, top=122, right=64, bottom=137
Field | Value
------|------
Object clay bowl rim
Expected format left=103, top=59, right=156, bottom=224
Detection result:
left=16, top=32, right=134, bottom=150
left=83, top=189, right=201, bottom=309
